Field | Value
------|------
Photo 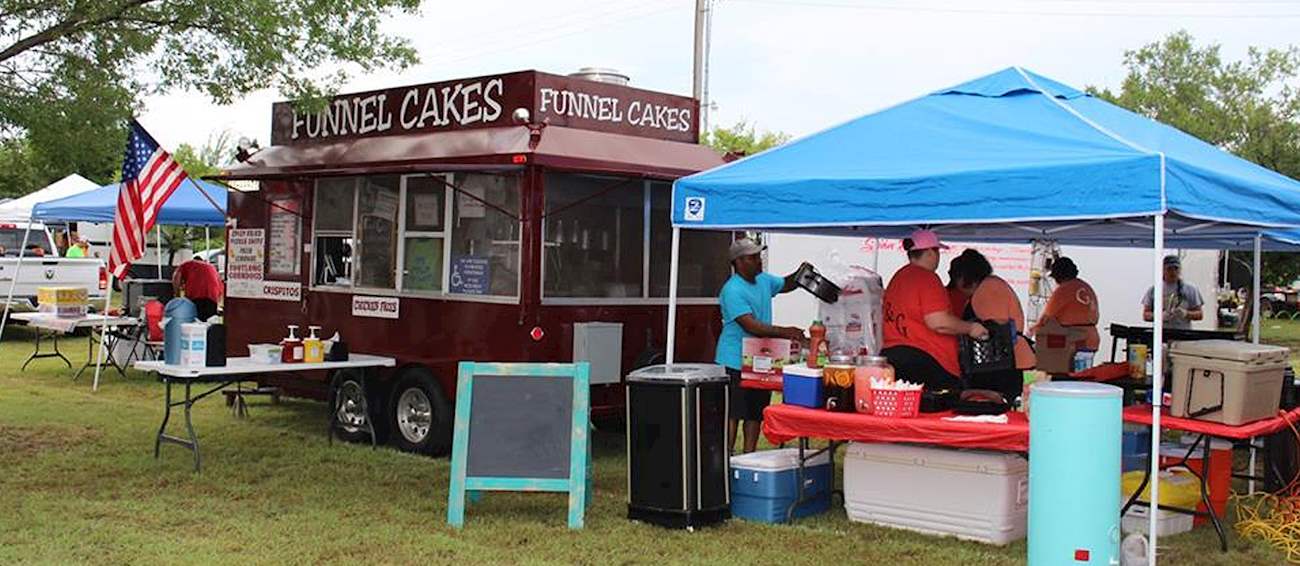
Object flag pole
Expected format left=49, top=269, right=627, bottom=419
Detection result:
left=91, top=272, right=116, bottom=391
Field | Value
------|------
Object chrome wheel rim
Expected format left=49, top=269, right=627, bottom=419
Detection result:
left=336, top=380, right=368, bottom=433
left=397, top=387, right=432, bottom=444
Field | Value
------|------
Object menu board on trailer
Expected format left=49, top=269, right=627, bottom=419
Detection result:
left=268, top=197, right=301, bottom=275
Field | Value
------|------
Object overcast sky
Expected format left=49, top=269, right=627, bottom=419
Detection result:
left=140, top=0, right=1300, bottom=155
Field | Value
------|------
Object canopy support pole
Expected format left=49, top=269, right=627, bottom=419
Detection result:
left=1253, top=234, right=1262, bottom=344
left=156, top=225, right=163, bottom=278
left=0, top=226, right=33, bottom=346
left=91, top=273, right=115, bottom=392
left=666, top=227, right=682, bottom=364
left=1149, top=213, right=1166, bottom=563
left=871, top=238, right=880, bottom=272
left=204, top=226, right=210, bottom=254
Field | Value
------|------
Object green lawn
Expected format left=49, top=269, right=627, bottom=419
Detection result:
left=0, top=324, right=1289, bottom=565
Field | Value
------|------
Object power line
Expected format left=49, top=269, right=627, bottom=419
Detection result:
left=730, top=0, right=1300, bottom=18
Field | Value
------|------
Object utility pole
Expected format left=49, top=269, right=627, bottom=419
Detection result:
left=692, top=0, right=710, bottom=139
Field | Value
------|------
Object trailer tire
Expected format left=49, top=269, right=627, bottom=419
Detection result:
left=328, top=369, right=390, bottom=445
left=389, top=367, right=453, bottom=456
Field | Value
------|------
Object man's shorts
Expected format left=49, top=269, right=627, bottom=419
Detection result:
left=727, top=367, right=772, bottom=421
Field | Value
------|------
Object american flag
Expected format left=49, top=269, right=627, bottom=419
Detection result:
left=109, top=120, right=189, bottom=278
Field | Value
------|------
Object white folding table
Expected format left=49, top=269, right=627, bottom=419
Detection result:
left=12, top=313, right=138, bottom=380
left=134, top=355, right=397, bottom=472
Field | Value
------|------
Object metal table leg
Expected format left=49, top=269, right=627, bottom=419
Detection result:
left=74, top=325, right=126, bottom=381
left=155, top=378, right=237, bottom=472
left=22, top=327, right=71, bottom=370
left=786, top=438, right=839, bottom=523
left=1119, top=432, right=1228, bottom=552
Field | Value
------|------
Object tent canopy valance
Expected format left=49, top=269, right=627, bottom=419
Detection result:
left=31, top=179, right=227, bottom=226
left=671, top=67, right=1300, bottom=242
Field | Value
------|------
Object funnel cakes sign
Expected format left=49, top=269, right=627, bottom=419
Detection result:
left=271, top=70, right=699, bottom=145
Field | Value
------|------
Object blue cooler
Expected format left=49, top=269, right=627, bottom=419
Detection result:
left=730, top=448, right=832, bottom=523
left=781, top=365, right=824, bottom=409
left=1122, top=425, right=1150, bottom=473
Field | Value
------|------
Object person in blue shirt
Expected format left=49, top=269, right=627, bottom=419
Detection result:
left=716, top=238, right=807, bottom=454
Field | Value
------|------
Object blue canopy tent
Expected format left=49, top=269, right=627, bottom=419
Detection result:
left=668, top=67, right=1300, bottom=560
left=31, top=178, right=227, bottom=226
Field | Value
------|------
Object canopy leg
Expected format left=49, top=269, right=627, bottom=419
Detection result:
left=1148, top=214, right=1166, bottom=563
left=666, top=227, right=681, bottom=364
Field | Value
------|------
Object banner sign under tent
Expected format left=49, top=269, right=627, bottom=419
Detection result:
left=667, top=67, right=1300, bottom=563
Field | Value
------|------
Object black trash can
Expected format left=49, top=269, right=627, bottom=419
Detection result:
left=626, top=363, right=730, bottom=529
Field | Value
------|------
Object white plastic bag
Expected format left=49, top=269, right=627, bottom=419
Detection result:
left=818, top=267, right=885, bottom=356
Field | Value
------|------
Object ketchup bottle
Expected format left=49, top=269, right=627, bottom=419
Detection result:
left=808, top=319, right=827, bottom=369
left=281, top=325, right=303, bottom=363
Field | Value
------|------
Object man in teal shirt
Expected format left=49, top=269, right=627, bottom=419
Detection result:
left=716, top=238, right=806, bottom=453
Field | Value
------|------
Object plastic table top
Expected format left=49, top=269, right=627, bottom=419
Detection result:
left=134, top=354, right=396, bottom=379
left=11, top=312, right=137, bottom=331
left=1123, top=405, right=1300, bottom=440
left=762, top=403, right=1030, bottom=452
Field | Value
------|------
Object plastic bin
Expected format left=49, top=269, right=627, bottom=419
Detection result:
left=782, top=365, right=824, bottom=409
left=844, top=442, right=1028, bottom=545
left=1121, top=506, right=1193, bottom=537
left=730, top=448, right=832, bottom=523
left=1169, top=339, right=1289, bottom=425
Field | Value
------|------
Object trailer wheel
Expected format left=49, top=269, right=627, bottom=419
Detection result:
left=389, top=367, right=453, bottom=456
left=328, top=369, right=390, bottom=445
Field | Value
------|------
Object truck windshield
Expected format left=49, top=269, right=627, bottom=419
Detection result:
left=0, top=228, right=53, bottom=256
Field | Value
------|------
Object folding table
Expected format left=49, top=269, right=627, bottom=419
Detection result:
left=134, top=354, right=396, bottom=472
left=11, top=312, right=137, bottom=379
left=761, top=403, right=1030, bottom=521
left=1121, top=405, right=1300, bottom=552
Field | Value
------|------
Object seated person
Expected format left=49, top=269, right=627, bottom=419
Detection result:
left=1028, top=257, right=1100, bottom=350
left=881, top=231, right=988, bottom=394
left=953, top=249, right=1035, bottom=401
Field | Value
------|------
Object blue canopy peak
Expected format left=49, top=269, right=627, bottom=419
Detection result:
left=933, top=67, right=1088, bottom=100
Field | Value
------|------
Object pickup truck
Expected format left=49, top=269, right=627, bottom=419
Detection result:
left=0, top=221, right=106, bottom=312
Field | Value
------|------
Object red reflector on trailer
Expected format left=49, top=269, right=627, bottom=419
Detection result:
left=512, top=154, right=527, bottom=164
left=1074, top=549, right=1090, bottom=561
left=529, top=326, right=544, bottom=341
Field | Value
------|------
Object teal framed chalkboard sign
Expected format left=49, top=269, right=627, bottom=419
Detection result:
left=447, top=361, right=591, bottom=529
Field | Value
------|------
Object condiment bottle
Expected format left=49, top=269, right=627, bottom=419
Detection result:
left=808, top=319, right=827, bottom=368
left=303, top=325, right=324, bottom=363
left=281, top=325, right=303, bottom=363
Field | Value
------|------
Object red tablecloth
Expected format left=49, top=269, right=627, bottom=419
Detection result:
left=762, top=403, right=1030, bottom=452
left=1069, top=362, right=1130, bottom=382
left=740, top=378, right=782, bottom=391
left=1123, top=405, right=1300, bottom=440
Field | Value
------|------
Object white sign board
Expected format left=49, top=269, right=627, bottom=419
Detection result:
left=227, top=228, right=265, bottom=283
left=352, top=295, right=400, bottom=319
left=227, top=279, right=302, bottom=302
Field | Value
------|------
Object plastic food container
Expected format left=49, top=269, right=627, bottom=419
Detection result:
left=248, top=344, right=283, bottom=364
left=872, top=386, right=922, bottom=418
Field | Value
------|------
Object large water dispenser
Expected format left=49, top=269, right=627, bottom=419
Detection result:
left=162, top=298, right=197, bottom=365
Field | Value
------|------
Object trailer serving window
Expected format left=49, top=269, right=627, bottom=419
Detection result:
left=311, top=172, right=520, bottom=300
left=542, top=173, right=729, bottom=302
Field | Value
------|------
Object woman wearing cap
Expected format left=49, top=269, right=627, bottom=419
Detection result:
left=881, top=230, right=989, bottom=393
left=1028, top=257, right=1100, bottom=350
left=953, top=249, right=1035, bottom=401
left=715, top=237, right=807, bottom=454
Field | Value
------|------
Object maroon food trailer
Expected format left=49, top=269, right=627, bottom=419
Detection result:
left=216, top=70, right=731, bottom=456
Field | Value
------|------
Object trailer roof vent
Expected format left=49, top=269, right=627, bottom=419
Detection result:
left=568, top=67, right=629, bottom=86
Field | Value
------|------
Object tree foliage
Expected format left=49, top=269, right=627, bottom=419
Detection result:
left=0, top=0, right=421, bottom=196
left=702, top=120, right=790, bottom=157
left=1092, top=31, right=1300, bottom=286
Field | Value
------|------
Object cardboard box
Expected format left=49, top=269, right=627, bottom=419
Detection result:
left=1034, top=319, right=1087, bottom=374
left=36, top=286, right=88, bottom=318
left=741, top=338, right=799, bottom=381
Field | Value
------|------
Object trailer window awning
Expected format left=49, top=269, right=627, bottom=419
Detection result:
left=215, top=125, right=723, bottom=181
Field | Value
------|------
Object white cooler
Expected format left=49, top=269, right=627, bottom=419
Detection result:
left=844, top=442, right=1028, bottom=545
left=1169, top=339, right=1289, bottom=425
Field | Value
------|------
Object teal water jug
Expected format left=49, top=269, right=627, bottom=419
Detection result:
left=1028, top=381, right=1122, bottom=565
left=163, top=298, right=197, bottom=365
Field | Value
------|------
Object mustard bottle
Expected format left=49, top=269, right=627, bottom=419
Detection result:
left=303, top=325, right=324, bottom=363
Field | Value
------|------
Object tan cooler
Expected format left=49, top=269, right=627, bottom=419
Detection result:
left=1168, top=340, right=1290, bottom=425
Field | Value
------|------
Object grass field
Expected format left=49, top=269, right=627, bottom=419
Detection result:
left=0, top=323, right=1292, bottom=565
